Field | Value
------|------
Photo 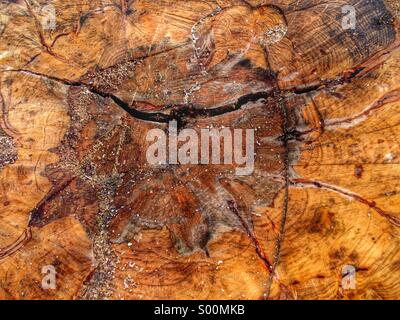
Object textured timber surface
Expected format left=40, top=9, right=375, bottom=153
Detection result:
left=0, top=0, right=400, bottom=300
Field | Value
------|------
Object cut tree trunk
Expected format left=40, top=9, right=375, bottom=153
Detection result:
left=0, top=0, right=399, bottom=300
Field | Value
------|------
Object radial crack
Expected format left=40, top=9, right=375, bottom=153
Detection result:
left=227, top=200, right=273, bottom=271
left=290, top=178, right=400, bottom=227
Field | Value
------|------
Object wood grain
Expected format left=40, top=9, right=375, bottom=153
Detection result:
left=0, top=0, right=399, bottom=300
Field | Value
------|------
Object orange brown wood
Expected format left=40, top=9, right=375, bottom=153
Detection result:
left=0, top=0, right=399, bottom=300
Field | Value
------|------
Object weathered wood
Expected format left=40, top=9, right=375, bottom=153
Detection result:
left=0, top=0, right=399, bottom=299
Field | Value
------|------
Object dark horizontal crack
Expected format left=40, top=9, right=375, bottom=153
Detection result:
left=1, top=41, right=394, bottom=127
left=90, top=88, right=173, bottom=123
left=0, top=69, right=336, bottom=123
left=1, top=68, right=274, bottom=126
left=168, top=91, right=271, bottom=127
